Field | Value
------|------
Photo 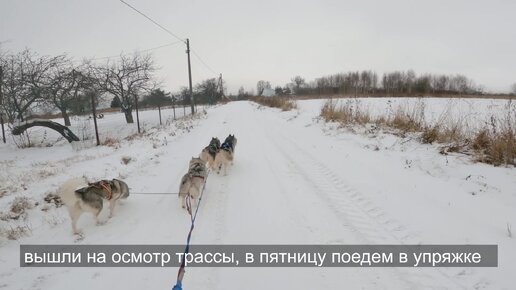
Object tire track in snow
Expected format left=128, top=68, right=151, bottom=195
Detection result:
left=267, top=137, right=443, bottom=289
left=264, top=117, right=469, bottom=289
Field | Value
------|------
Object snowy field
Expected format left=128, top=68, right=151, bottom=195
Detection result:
left=0, top=99, right=515, bottom=289
left=299, top=97, right=515, bottom=133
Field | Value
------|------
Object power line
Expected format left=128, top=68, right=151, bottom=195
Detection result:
left=119, top=0, right=186, bottom=43
left=89, top=40, right=183, bottom=61
left=117, top=0, right=221, bottom=92
left=191, top=49, right=218, bottom=76
left=68, top=41, right=183, bottom=66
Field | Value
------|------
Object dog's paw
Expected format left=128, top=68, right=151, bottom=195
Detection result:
left=96, top=220, right=107, bottom=226
left=74, top=232, right=85, bottom=242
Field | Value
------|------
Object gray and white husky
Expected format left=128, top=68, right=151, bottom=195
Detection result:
left=199, top=137, right=220, bottom=169
left=214, top=134, right=238, bottom=175
left=179, top=157, right=208, bottom=209
left=58, top=177, right=130, bottom=234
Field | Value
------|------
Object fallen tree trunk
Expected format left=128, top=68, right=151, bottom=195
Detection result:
left=12, top=119, right=80, bottom=143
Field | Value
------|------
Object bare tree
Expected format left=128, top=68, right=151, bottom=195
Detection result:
left=511, top=83, right=516, bottom=96
left=291, top=76, right=306, bottom=94
left=1, top=51, right=28, bottom=123
left=93, top=53, right=155, bottom=123
left=256, top=80, right=271, bottom=96
left=43, top=56, right=86, bottom=126
left=0, top=50, right=58, bottom=123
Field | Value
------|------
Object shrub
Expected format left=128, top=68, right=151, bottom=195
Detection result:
left=320, top=99, right=371, bottom=125
left=252, top=96, right=297, bottom=111
left=421, top=126, right=439, bottom=144
left=472, top=130, right=491, bottom=151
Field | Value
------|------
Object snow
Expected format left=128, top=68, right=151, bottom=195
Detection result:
left=0, top=99, right=515, bottom=289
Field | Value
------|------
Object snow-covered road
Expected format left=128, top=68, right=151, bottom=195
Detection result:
left=1, top=101, right=514, bottom=289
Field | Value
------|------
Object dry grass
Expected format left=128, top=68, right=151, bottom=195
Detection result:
left=44, top=193, right=64, bottom=208
left=421, top=126, right=439, bottom=144
left=320, top=99, right=371, bottom=125
left=124, top=132, right=144, bottom=142
left=470, top=102, right=516, bottom=165
left=473, top=128, right=516, bottom=166
left=5, top=224, right=32, bottom=240
left=252, top=96, right=298, bottom=111
left=387, top=106, right=424, bottom=132
left=102, top=137, right=120, bottom=147
left=121, top=156, right=132, bottom=165
left=320, top=99, right=516, bottom=166
left=10, top=196, right=34, bottom=215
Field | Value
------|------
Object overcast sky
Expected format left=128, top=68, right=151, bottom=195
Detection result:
left=1, top=0, right=515, bottom=94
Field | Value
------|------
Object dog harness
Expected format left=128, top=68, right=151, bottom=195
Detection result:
left=207, top=144, right=218, bottom=158
left=190, top=175, right=205, bottom=181
left=190, top=167, right=205, bottom=180
left=88, top=180, right=113, bottom=200
left=209, top=143, right=219, bottom=150
left=220, top=142, right=233, bottom=151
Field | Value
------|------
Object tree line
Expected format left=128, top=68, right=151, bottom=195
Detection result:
left=255, top=70, right=498, bottom=97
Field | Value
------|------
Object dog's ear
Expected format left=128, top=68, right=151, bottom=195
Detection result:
left=112, top=179, right=121, bottom=193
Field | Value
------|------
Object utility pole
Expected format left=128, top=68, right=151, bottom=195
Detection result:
left=219, top=73, right=224, bottom=98
left=0, top=65, right=5, bottom=143
left=90, top=92, right=100, bottom=146
left=0, top=113, right=5, bottom=144
left=134, top=94, right=140, bottom=134
left=158, top=104, right=162, bottom=125
left=186, top=38, right=195, bottom=114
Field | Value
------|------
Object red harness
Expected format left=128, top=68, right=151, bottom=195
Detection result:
left=89, top=181, right=113, bottom=200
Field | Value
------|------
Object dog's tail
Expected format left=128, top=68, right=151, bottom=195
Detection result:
left=57, top=177, right=88, bottom=207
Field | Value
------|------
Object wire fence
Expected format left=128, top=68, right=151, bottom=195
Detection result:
left=0, top=104, right=210, bottom=149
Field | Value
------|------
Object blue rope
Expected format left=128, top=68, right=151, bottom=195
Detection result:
left=172, top=172, right=209, bottom=290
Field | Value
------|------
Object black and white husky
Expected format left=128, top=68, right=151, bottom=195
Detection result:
left=58, top=177, right=130, bottom=234
left=199, top=137, right=220, bottom=169
left=214, top=134, right=238, bottom=175
left=179, top=157, right=208, bottom=209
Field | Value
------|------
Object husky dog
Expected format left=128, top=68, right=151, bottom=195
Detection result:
left=179, top=157, right=208, bottom=209
left=214, top=134, right=238, bottom=175
left=58, top=177, right=130, bottom=234
left=199, top=137, right=220, bottom=169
